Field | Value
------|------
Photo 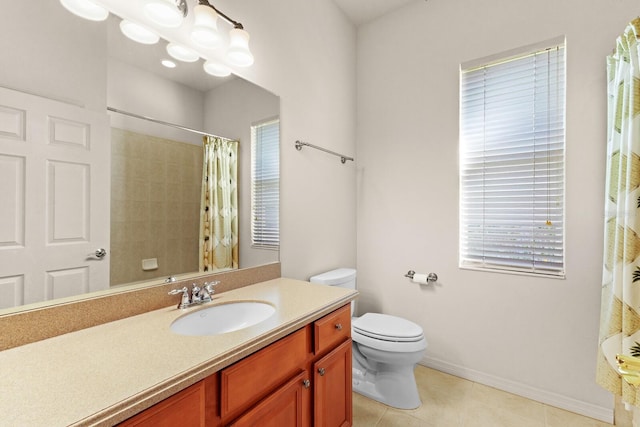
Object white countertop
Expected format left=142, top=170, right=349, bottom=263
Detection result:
left=0, top=278, right=357, bottom=426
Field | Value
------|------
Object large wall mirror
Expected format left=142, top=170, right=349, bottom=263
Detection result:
left=0, top=2, right=279, bottom=314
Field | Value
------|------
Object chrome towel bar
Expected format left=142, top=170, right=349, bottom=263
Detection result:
left=295, top=140, right=354, bottom=164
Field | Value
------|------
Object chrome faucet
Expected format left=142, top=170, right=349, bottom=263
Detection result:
left=168, top=281, right=220, bottom=309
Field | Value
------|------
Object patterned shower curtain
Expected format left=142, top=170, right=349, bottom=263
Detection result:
left=597, top=18, right=640, bottom=406
left=199, top=136, right=239, bottom=272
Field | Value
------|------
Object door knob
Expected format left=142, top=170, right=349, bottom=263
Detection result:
left=93, top=248, right=107, bottom=259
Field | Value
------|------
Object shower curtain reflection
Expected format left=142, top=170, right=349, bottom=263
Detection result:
left=200, top=136, right=239, bottom=272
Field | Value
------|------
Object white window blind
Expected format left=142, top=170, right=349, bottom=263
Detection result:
left=251, top=118, right=280, bottom=248
left=459, top=43, right=565, bottom=277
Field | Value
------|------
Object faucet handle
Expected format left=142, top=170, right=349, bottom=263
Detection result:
left=198, top=281, right=219, bottom=303
left=191, top=283, right=202, bottom=302
left=168, top=286, right=188, bottom=296
left=168, top=287, right=190, bottom=309
left=204, top=281, right=220, bottom=294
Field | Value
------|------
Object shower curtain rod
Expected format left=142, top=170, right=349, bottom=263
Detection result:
left=294, top=140, right=354, bottom=164
left=107, top=107, right=235, bottom=141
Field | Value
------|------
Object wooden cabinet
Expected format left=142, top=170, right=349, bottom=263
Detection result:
left=219, top=304, right=351, bottom=427
left=119, top=304, right=351, bottom=427
left=314, top=339, right=352, bottom=427
left=118, top=374, right=218, bottom=427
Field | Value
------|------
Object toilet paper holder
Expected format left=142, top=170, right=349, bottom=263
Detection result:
left=405, top=270, right=438, bottom=283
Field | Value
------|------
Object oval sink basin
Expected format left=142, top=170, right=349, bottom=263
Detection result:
left=170, top=301, right=276, bottom=336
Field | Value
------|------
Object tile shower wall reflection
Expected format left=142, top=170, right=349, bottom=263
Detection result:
left=110, top=128, right=202, bottom=286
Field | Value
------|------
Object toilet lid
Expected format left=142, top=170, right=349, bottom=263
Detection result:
left=352, top=313, right=424, bottom=342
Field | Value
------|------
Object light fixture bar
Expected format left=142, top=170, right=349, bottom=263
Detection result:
left=198, top=0, right=244, bottom=29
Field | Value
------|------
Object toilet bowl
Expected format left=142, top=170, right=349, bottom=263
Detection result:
left=309, top=268, right=427, bottom=410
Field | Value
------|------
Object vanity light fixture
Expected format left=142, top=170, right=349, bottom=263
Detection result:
left=166, top=43, right=200, bottom=62
left=60, top=0, right=108, bottom=21
left=59, top=0, right=255, bottom=77
left=120, top=20, right=160, bottom=45
left=161, top=59, right=177, bottom=68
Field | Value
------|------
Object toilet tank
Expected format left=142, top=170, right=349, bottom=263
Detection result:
left=309, top=268, right=357, bottom=315
left=309, top=268, right=356, bottom=290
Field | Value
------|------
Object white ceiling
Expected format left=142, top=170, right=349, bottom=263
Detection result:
left=333, top=0, right=417, bottom=26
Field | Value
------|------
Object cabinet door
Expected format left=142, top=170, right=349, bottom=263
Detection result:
left=314, top=339, right=352, bottom=427
left=228, top=371, right=309, bottom=427
left=118, top=380, right=208, bottom=427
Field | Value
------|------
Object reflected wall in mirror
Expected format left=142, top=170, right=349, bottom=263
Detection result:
left=0, top=2, right=279, bottom=313
left=109, top=128, right=205, bottom=286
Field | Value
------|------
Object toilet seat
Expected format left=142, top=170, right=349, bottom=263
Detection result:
left=353, top=313, right=423, bottom=341
left=352, top=313, right=427, bottom=353
left=354, top=328, right=422, bottom=342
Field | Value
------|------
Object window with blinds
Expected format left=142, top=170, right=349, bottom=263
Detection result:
left=459, top=41, right=566, bottom=277
left=251, top=118, right=280, bottom=249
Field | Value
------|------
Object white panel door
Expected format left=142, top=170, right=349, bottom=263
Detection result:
left=0, top=87, right=110, bottom=309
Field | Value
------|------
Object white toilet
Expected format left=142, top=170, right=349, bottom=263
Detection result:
left=309, top=268, right=427, bottom=410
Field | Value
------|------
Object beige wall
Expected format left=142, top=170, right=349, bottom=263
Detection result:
left=226, top=0, right=358, bottom=280
left=356, top=0, right=640, bottom=421
left=110, top=128, right=202, bottom=286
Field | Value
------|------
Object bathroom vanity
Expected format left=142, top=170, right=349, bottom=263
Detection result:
left=120, top=304, right=352, bottom=426
left=0, top=278, right=357, bottom=426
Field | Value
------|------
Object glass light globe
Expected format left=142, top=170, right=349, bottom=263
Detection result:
left=203, top=61, right=231, bottom=77
left=226, top=28, right=254, bottom=67
left=143, top=0, right=184, bottom=28
left=166, top=43, right=200, bottom=62
left=191, top=4, right=223, bottom=49
left=120, top=20, right=159, bottom=45
left=60, top=0, right=108, bottom=21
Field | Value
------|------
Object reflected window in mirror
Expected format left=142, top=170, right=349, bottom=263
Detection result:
left=251, top=118, right=280, bottom=249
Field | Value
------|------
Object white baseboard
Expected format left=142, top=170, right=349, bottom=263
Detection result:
left=420, top=356, right=614, bottom=424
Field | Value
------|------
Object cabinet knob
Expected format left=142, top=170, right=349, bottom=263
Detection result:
left=335, top=323, right=343, bottom=331
left=318, top=368, right=326, bottom=376
left=303, top=379, right=311, bottom=388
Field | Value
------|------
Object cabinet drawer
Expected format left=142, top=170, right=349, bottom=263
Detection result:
left=221, top=326, right=310, bottom=419
left=314, top=304, right=351, bottom=355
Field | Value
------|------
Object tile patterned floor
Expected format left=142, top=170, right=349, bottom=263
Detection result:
left=353, top=365, right=628, bottom=427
